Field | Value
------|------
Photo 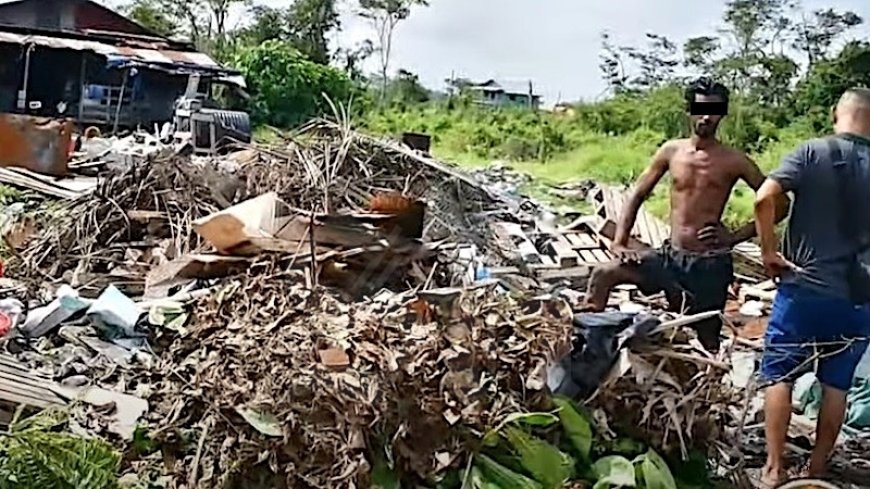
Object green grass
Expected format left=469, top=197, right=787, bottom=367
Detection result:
left=432, top=125, right=813, bottom=228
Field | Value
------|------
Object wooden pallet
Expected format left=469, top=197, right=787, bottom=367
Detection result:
left=491, top=221, right=614, bottom=281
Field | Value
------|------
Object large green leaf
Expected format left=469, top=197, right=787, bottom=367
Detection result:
left=483, top=412, right=559, bottom=447
left=474, top=454, right=542, bottom=489
left=503, top=426, right=574, bottom=489
left=634, top=450, right=676, bottom=489
left=372, top=458, right=401, bottom=489
left=592, top=456, right=636, bottom=489
left=553, top=397, right=593, bottom=461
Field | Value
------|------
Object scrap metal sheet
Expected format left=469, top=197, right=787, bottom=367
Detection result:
left=0, top=113, right=71, bottom=176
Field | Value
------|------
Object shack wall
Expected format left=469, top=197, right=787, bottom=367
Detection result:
left=0, top=0, right=156, bottom=37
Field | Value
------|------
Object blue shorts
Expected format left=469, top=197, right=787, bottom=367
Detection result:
left=760, top=284, right=870, bottom=392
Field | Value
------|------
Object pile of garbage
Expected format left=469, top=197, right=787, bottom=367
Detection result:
left=137, top=278, right=570, bottom=487
left=0, top=120, right=746, bottom=487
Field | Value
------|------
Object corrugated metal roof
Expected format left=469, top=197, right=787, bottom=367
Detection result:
left=0, top=30, right=225, bottom=73
left=469, top=79, right=540, bottom=97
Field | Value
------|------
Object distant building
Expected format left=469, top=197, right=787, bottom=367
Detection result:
left=465, top=79, right=541, bottom=109
left=0, top=0, right=243, bottom=128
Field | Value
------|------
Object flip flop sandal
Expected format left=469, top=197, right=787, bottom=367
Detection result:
left=747, top=468, right=786, bottom=489
left=775, top=479, right=841, bottom=489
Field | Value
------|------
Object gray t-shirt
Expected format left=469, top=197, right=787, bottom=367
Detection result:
left=768, top=134, right=870, bottom=299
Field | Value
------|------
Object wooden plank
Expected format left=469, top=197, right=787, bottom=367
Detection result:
left=547, top=236, right=579, bottom=268
left=0, top=354, right=67, bottom=411
left=578, top=250, right=598, bottom=264
left=530, top=255, right=560, bottom=270
left=565, top=232, right=601, bottom=250
left=564, top=233, right=584, bottom=248
left=0, top=376, right=61, bottom=405
left=494, top=222, right=542, bottom=265
left=591, top=249, right=611, bottom=262
left=536, top=266, right=592, bottom=280
left=539, top=255, right=557, bottom=267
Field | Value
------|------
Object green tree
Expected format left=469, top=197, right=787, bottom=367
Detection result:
left=718, top=0, right=795, bottom=91
left=359, top=0, right=430, bottom=98
left=683, top=36, right=721, bottom=75
left=124, top=0, right=177, bottom=37
left=286, top=0, right=340, bottom=64
left=599, top=31, right=628, bottom=94
left=621, top=33, right=680, bottom=89
left=235, top=5, right=288, bottom=46
left=336, top=41, right=375, bottom=80
left=232, top=0, right=340, bottom=65
left=388, top=69, right=431, bottom=104
left=793, top=41, right=870, bottom=124
left=234, top=40, right=354, bottom=127
left=792, top=8, right=864, bottom=67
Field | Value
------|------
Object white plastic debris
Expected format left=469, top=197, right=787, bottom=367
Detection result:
left=619, top=302, right=647, bottom=314
left=21, top=285, right=90, bottom=338
left=739, top=300, right=765, bottom=317
left=87, top=285, right=141, bottom=337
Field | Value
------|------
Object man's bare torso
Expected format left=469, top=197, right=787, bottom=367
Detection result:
left=666, top=139, right=748, bottom=252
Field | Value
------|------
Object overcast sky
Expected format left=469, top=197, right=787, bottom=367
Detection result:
left=322, top=0, right=870, bottom=104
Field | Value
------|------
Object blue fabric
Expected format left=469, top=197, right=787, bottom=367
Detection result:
left=760, top=284, right=870, bottom=391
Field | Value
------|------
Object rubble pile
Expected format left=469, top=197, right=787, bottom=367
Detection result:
left=0, top=122, right=757, bottom=487
left=15, top=157, right=226, bottom=295
left=233, top=122, right=508, bottom=247
left=592, top=327, right=736, bottom=459
left=136, top=274, right=570, bottom=487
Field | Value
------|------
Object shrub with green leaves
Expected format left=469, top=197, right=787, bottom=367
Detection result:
left=0, top=409, right=120, bottom=489
left=235, top=40, right=355, bottom=127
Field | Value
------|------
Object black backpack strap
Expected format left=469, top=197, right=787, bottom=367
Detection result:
left=828, top=136, right=868, bottom=247
left=826, top=136, right=844, bottom=163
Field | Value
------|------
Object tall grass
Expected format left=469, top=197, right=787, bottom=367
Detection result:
left=360, top=93, right=824, bottom=226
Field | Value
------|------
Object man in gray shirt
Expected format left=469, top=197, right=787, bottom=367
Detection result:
left=754, top=88, right=870, bottom=485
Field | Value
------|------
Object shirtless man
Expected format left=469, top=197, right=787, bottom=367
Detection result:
left=584, top=77, right=788, bottom=351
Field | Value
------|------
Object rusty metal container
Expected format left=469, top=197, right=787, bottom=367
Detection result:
left=0, top=113, right=72, bottom=176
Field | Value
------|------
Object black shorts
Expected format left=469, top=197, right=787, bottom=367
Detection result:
left=634, top=242, right=733, bottom=350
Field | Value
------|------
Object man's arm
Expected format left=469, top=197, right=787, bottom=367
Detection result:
left=754, top=143, right=809, bottom=276
left=613, top=142, right=673, bottom=249
left=755, top=178, right=784, bottom=258
left=726, top=156, right=791, bottom=246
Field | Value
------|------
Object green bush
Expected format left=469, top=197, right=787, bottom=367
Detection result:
left=235, top=40, right=355, bottom=127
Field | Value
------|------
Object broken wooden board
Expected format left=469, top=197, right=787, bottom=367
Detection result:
left=0, top=354, right=67, bottom=414
left=491, top=222, right=544, bottom=265
left=545, top=234, right=580, bottom=268
left=0, top=167, right=100, bottom=199
left=193, top=192, right=289, bottom=254
left=591, top=185, right=670, bottom=248
left=144, top=254, right=252, bottom=298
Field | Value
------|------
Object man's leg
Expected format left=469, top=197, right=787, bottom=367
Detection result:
left=763, top=382, right=793, bottom=485
left=583, top=262, right=648, bottom=311
left=693, top=317, right=723, bottom=352
left=759, top=285, right=807, bottom=485
left=808, top=385, right=848, bottom=476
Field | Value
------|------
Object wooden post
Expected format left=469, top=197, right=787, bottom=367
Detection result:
left=112, top=68, right=130, bottom=135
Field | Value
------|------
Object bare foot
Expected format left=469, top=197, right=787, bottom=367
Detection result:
left=761, top=465, right=786, bottom=488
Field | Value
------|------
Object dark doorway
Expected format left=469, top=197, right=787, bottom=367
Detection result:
left=0, top=43, right=22, bottom=112
left=25, top=47, right=82, bottom=117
